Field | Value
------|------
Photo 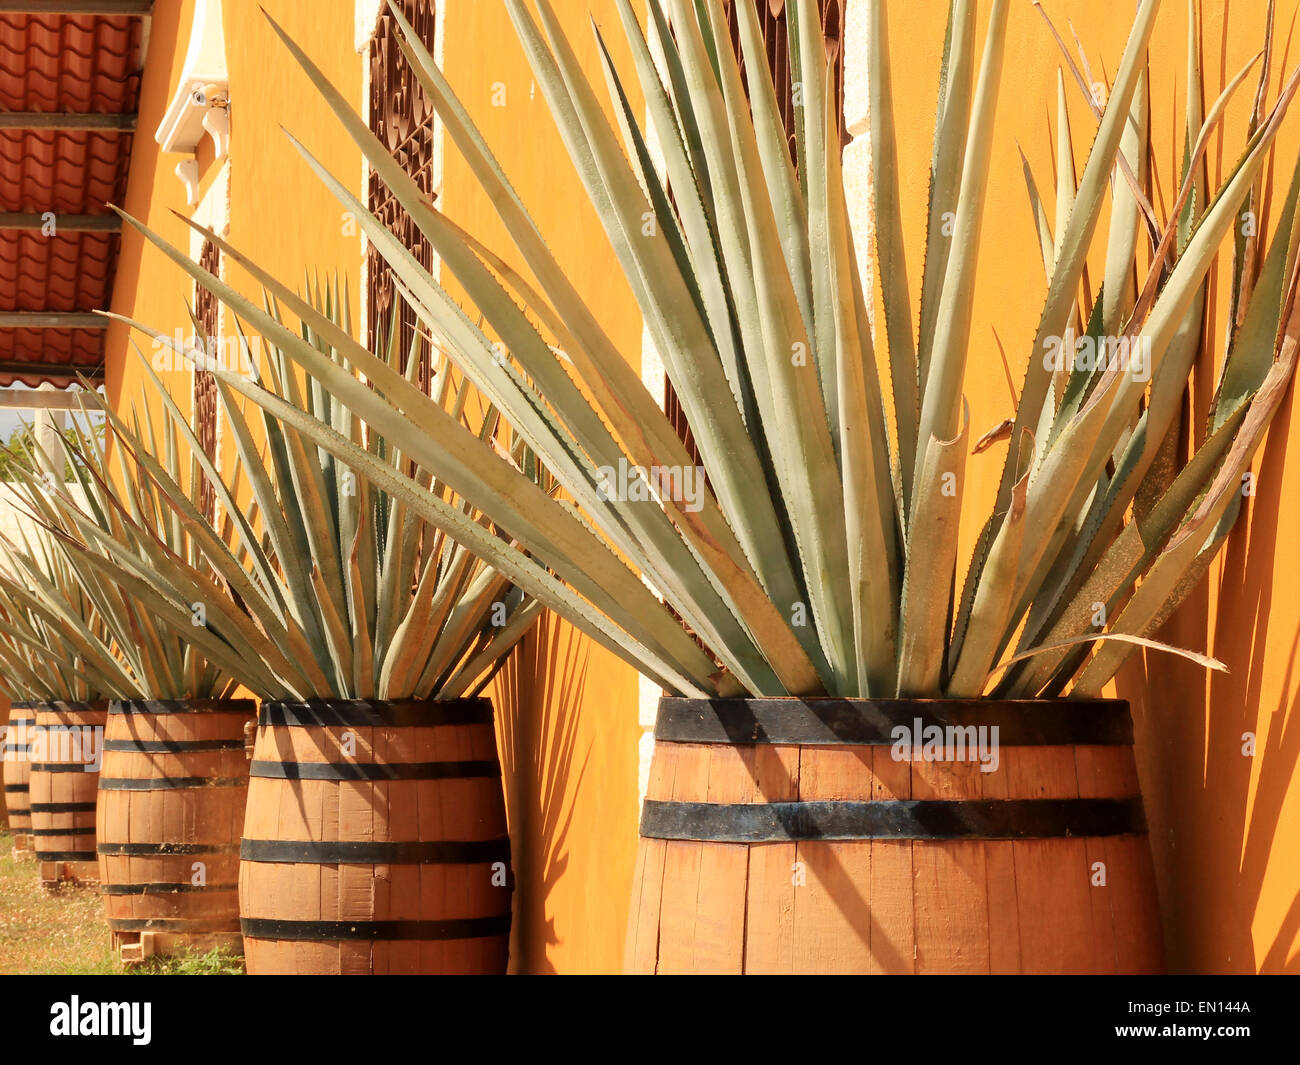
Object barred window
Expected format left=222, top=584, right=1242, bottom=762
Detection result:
left=194, top=238, right=220, bottom=522
left=367, top=0, right=439, bottom=390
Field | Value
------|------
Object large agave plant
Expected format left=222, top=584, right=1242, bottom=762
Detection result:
left=116, top=0, right=1300, bottom=701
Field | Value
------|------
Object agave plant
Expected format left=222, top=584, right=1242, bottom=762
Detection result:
left=0, top=407, right=243, bottom=702
left=0, top=519, right=126, bottom=705
left=113, top=0, right=1300, bottom=702
left=48, top=285, right=543, bottom=703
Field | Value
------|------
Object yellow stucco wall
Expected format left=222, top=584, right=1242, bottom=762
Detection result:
left=882, top=0, right=1300, bottom=973
left=98, top=0, right=1299, bottom=974
left=438, top=0, right=645, bottom=975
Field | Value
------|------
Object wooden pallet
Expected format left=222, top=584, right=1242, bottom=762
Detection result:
left=38, top=859, right=99, bottom=890
left=112, top=929, right=244, bottom=967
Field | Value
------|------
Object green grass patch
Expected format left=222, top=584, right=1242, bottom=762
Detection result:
left=0, top=830, right=245, bottom=975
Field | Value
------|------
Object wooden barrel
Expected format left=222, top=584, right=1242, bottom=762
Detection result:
left=626, top=697, right=1165, bottom=975
left=3, top=702, right=36, bottom=853
left=97, top=699, right=256, bottom=963
left=240, top=698, right=513, bottom=975
left=29, top=701, right=108, bottom=886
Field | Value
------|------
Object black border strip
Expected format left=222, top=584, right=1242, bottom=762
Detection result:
left=640, top=798, right=1147, bottom=841
left=99, top=777, right=246, bottom=791
left=30, top=827, right=94, bottom=836
left=109, top=699, right=256, bottom=716
left=240, top=838, right=511, bottom=864
left=30, top=802, right=97, bottom=813
left=655, top=698, right=1134, bottom=746
left=3, top=784, right=29, bottom=793
left=249, top=759, right=499, bottom=781
left=98, top=842, right=240, bottom=856
left=104, top=739, right=245, bottom=753
left=259, top=698, right=492, bottom=729
left=240, top=915, right=511, bottom=941
left=34, top=851, right=96, bottom=862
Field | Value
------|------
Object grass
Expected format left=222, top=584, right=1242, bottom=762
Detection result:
left=132, top=947, right=245, bottom=976
left=0, top=829, right=115, bottom=974
left=0, top=829, right=244, bottom=975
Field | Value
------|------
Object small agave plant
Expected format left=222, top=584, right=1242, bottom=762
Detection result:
left=62, top=290, right=544, bottom=704
left=0, top=525, right=123, bottom=707
left=115, top=0, right=1300, bottom=702
left=0, top=416, right=239, bottom=703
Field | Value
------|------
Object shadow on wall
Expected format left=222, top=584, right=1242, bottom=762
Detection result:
left=493, top=613, right=591, bottom=975
left=1119, top=325, right=1300, bottom=975
left=1111, top=3, right=1300, bottom=976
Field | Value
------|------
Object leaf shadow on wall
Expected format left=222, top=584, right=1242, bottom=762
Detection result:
left=492, top=611, right=591, bottom=975
left=1119, top=338, right=1300, bottom=975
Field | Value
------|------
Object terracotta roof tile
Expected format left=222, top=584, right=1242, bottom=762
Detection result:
left=0, top=130, right=132, bottom=213
left=0, top=232, right=117, bottom=312
left=0, top=12, right=144, bottom=385
left=0, top=328, right=102, bottom=369
left=0, top=15, right=142, bottom=113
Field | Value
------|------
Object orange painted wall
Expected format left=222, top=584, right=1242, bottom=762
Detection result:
left=97, top=0, right=1299, bottom=974
left=105, top=0, right=364, bottom=447
left=438, top=1, right=645, bottom=975
left=880, top=0, right=1300, bottom=973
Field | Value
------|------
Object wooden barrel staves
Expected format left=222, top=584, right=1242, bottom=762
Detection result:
left=240, top=698, right=513, bottom=975
left=626, top=698, right=1165, bottom=975
left=97, top=699, right=256, bottom=964
left=29, top=701, right=108, bottom=887
left=3, top=702, right=36, bottom=857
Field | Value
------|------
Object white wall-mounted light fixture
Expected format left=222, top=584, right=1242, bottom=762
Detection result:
left=155, top=0, right=230, bottom=203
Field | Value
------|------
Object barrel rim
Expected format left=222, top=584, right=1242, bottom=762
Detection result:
left=27, top=700, right=110, bottom=714
left=258, top=696, right=494, bottom=729
left=108, top=698, right=257, bottom=716
left=655, top=696, right=1133, bottom=746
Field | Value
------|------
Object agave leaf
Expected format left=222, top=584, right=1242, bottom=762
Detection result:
left=439, top=596, right=543, bottom=699
left=1074, top=267, right=1300, bottom=693
left=866, top=0, right=920, bottom=508
left=947, top=430, right=1032, bottom=695
left=897, top=400, right=970, bottom=695
left=998, top=631, right=1226, bottom=676
left=1100, top=67, right=1148, bottom=336
left=990, top=0, right=1161, bottom=528
left=917, top=0, right=977, bottom=376
left=914, top=0, right=1010, bottom=501
left=824, top=55, right=900, bottom=695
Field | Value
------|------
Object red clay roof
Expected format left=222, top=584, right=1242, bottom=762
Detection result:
left=0, top=11, right=144, bottom=387
left=0, top=130, right=131, bottom=214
